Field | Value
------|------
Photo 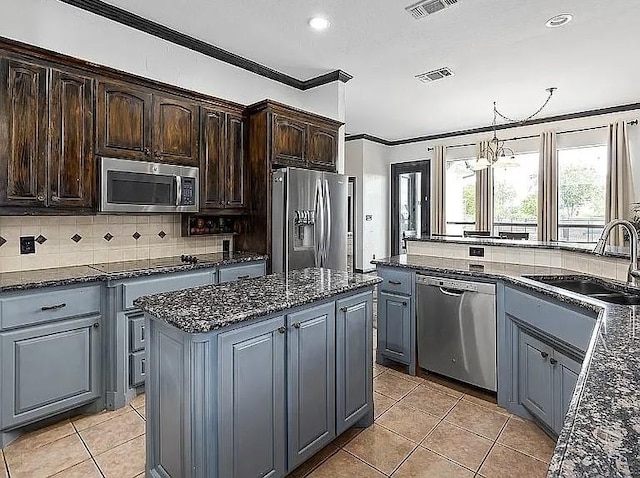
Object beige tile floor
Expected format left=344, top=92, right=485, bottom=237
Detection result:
left=0, top=335, right=555, bottom=478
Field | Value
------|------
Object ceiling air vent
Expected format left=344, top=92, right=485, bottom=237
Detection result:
left=415, top=67, right=455, bottom=83
left=406, top=0, right=458, bottom=19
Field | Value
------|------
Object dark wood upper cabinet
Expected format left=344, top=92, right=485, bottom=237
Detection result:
left=226, top=113, right=245, bottom=208
left=49, top=70, right=94, bottom=208
left=96, top=81, right=152, bottom=160
left=0, top=59, right=48, bottom=208
left=199, top=107, right=246, bottom=213
left=307, top=125, right=338, bottom=171
left=152, top=94, right=199, bottom=166
left=272, top=114, right=307, bottom=167
left=200, top=107, right=225, bottom=210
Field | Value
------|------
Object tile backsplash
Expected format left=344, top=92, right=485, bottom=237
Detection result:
left=0, top=215, right=233, bottom=273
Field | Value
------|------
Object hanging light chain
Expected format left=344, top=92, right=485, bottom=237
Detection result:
left=494, top=87, right=557, bottom=124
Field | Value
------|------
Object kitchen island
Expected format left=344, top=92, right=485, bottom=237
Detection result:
left=135, top=268, right=381, bottom=478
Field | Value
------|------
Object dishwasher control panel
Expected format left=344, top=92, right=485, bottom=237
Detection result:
left=415, top=275, right=495, bottom=295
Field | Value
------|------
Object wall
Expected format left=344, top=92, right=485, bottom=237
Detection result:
left=1, top=0, right=344, bottom=122
left=345, top=141, right=364, bottom=270
left=0, top=214, right=233, bottom=273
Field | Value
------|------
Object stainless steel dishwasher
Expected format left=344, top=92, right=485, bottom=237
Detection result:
left=416, top=275, right=497, bottom=391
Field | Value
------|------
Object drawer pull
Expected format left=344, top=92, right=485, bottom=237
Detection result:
left=278, top=326, right=286, bottom=334
left=540, top=351, right=548, bottom=359
left=293, top=322, right=301, bottom=329
left=388, top=280, right=402, bottom=285
left=41, top=303, right=67, bottom=311
left=402, top=301, right=408, bottom=306
left=93, top=322, right=100, bottom=328
left=549, top=358, right=558, bottom=365
left=141, top=358, right=146, bottom=374
left=237, top=275, right=250, bottom=279
left=340, top=306, right=348, bottom=312
left=141, top=325, right=145, bottom=341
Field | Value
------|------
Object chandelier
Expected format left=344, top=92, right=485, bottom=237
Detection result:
left=471, top=87, right=557, bottom=171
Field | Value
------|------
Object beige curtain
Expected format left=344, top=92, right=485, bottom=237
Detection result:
left=431, top=145, right=447, bottom=234
left=538, top=131, right=558, bottom=241
left=606, top=121, right=635, bottom=246
left=475, top=141, right=493, bottom=232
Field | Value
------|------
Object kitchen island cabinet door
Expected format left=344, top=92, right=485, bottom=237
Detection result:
left=1, top=315, right=102, bottom=429
left=96, top=81, right=152, bottom=160
left=0, top=58, right=48, bottom=208
left=49, top=69, right=94, bottom=209
left=553, top=349, right=581, bottom=434
left=287, top=302, right=336, bottom=471
left=336, top=292, right=373, bottom=435
left=218, top=316, right=286, bottom=478
left=517, top=328, right=555, bottom=430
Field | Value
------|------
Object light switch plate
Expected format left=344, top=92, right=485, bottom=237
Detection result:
left=20, top=236, right=36, bottom=254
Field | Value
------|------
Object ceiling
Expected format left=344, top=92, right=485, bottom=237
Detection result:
left=103, top=0, right=640, bottom=141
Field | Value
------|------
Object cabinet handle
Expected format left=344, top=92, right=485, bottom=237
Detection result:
left=540, top=351, right=548, bottom=359
left=549, top=358, right=558, bottom=365
left=402, top=301, right=408, bottom=306
left=278, top=326, right=286, bottom=334
left=340, top=306, right=348, bottom=312
left=144, top=148, right=151, bottom=156
left=37, top=195, right=45, bottom=202
left=51, top=194, right=60, bottom=202
left=141, top=325, right=145, bottom=341
left=41, top=303, right=66, bottom=311
left=93, top=322, right=100, bottom=328
left=293, top=322, right=301, bottom=329
left=141, top=358, right=146, bottom=374
left=237, top=275, right=250, bottom=279
left=388, top=280, right=402, bottom=285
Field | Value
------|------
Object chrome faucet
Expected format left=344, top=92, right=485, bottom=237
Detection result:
left=593, top=219, right=640, bottom=286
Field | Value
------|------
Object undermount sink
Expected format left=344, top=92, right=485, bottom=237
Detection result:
left=529, top=276, right=640, bottom=306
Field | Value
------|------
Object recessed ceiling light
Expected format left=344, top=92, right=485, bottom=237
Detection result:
left=308, top=16, right=331, bottom=31
left=545, top=13, right=573, bottom=28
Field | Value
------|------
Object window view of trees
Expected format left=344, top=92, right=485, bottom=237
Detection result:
left=446, top=159, right=476, bottom=235
left=558, top=146, right=607, bottom=242
left=493, top=153, right=539, bottom=238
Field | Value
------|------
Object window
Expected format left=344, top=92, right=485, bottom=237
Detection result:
left=446, top=159, right=476, bottom=235
left=557, top=145, right=607, bottom=243
left=492, top=152, right=539, bottom=239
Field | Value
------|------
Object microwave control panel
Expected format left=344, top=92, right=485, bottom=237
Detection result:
left=181, top=177, right=196, bottom=205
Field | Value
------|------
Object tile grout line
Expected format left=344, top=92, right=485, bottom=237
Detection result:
left=475, top=414, right=512, bottom=476
left=74, top=427, right=107, bottom=478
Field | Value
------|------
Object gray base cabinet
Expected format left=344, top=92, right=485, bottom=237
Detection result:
left=287, top=303, right=336, bottom=470
left=219, top=317, right=286, bottom=478
left=499, top=285, right=595, bottom=436
left=376, top=267, right=416, bottom=375
left=145, top=288, right=374, bottom=478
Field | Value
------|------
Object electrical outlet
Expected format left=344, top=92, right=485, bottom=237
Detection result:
left=20, top=236, right=36, bottom=254
left=469, top=247, right=485, bottom=257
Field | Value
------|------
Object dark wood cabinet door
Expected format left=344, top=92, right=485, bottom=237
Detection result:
left=226, top=114, right=245, bottom=208
left=152, top=95, right=199, bottom=165
left=0, top=59, right=48, bottom=208
left=199, top=107, right=225, bottom=210
left=307, top=125, right=338, bottom=171
left=49, top=70, right=94, bottom=209
left=96, top=81, right=152, bottom=160
left=272, top=114, right=306, bottom=166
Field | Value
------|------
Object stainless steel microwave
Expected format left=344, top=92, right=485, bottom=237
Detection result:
left=100, top=157, right=199, bottom=213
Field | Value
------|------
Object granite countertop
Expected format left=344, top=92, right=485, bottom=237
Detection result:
left=0, top=252, right=267, bottom=293
left=134, top=267, right=382, bottom=333
left=407, top=235, right=631, bottom=259
left=373, top=254, right=640, bottom=477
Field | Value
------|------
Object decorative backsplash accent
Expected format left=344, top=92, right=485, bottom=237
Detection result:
left=0, top=215, right=233, bottom=273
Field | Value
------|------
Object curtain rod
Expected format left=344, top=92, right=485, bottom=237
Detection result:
left=427, top=119, right=638, bottom=151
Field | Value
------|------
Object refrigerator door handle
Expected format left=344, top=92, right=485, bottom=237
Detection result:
left=323, top=179, right=331, bottom=266
left=314, top=179, right=323, bottom=267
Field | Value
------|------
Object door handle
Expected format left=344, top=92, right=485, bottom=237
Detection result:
left=439, top=287, right=465, bottom=297
left=41, top=303, right=67, bottom=311
left=175, top=176, right=182, bottom=206
left=314, top=179, right=323, bottom=267
left=323, top=179, right=331, bottom=265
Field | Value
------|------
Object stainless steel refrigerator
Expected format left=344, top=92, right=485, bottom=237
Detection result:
left=272, top=167, right=348, bottom=273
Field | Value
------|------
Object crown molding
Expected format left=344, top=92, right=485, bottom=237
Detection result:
left=59, top=0, right=352, bottom=90
left=346, top=101, right=640, bottom=147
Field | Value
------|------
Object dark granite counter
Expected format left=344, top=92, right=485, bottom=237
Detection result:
left=0, top=252, right=267, bottom=293
left=373, top=254, right=640, bottom=477
left=134, top=267, right=382, bottom=333
left=407, top=235, right=630, bottom=259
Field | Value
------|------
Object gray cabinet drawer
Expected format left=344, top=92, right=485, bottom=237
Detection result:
left=377, top=268, right=412, bottom=296
left=504, top=286, right=596, bottom=352
left=130, top=351, right=146, bottom=387
left=130, top=316, right=146, bottom=352
left=0, top=285, right=101, bottom=331
left=122, top=271, right=212, bottom=309
left=218, top=262, right=266, bottom=284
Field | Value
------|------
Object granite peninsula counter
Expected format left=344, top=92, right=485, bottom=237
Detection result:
left=373, top=254, right=640, bottom=478
left=135, top=268, right=381, bottom=478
